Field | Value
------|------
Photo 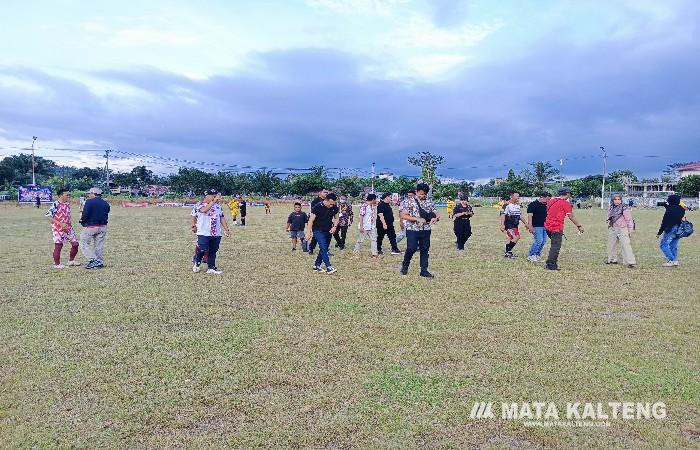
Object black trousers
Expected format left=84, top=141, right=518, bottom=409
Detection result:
left=546, top=230, right=563, bottom=268
left=333, top=226, right=348, bottom=249
left=377, top=225, right=399, bottom=253
left=402, top=230, right=431, bottom=272
left=453, top=220, right=472, bottom=250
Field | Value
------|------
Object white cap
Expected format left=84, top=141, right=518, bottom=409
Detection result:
left=89, top=187, right=103, bottom=195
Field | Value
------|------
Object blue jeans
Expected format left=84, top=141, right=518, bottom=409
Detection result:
left=659, top=227, right=680, bottom=261
left=313, top=230, right=332, bottom=269
left=196, top=235, right=221, bottom=268
left=528, top=227, right=548, bottom=257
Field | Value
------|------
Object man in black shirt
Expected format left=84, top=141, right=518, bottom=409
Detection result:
left=307, top=188, right=329, bottom=255
left=239, top=196, right=247, bottom=226
left=657, top=194, right=686, bottom=267
left=376, top=193, right=401, bottom=255
left=527, top=192, right=551, bottom=262
left=306, top=192, right=339, bottom=274
left=452, top=195, right=474, bottom=251
left=286, top=202, right=308, bottom=251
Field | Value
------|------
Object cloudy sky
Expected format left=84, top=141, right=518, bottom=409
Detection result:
left=0, top=0, right=698, bottom=179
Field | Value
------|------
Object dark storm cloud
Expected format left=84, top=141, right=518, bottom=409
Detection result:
left=1, top=7, right=698, bottom=179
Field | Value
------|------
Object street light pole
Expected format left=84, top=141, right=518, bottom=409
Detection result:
left=600, top=146, right=607, bottom=210
left=560, top=157, right=564, bottom=187
left=371, top=162, right=375, bottom=193
left=31, top=136, right=37, bottom=185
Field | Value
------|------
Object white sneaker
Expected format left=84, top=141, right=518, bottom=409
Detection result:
left=53, top=264, right=66, bottom=269
left=662, top=261, right=676, bottom=267
left=672, top=261, right=679, bottom=266
left=206, top=268, right=223, bottom=274
left=67, top=260, right=81, bottom=267
left=527, top=256, right=538, bottom=262
left=192, top=263, right=201, bottom=273
left=326, top=267, right=337, bottom=274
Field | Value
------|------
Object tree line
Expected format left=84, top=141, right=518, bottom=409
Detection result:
left=1, top=152, right=698, bottom=198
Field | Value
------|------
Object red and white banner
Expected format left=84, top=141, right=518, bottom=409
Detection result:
left=121, top=201, right=149, bottom=208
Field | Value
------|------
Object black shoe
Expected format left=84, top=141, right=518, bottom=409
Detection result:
left=400, top=265, right=408, bottom=275
left=545, top=265, right=560, bottom=271
left=85, top=259, right=97, bottom=269
left=420, top=271, right=434, bottom=279
left=308, top=251, right=314, bottom=255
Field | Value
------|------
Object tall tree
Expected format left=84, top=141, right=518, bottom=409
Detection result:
left=523, top=161, right=559, bottom=191
left=676, top=175, right=700, bottom=197
left=0, top=154, right=57, bottom=185
left=407, top=151, right=444, bottom=186
left=250, top=170, right=277, bottom=195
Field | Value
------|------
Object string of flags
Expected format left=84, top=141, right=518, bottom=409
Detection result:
left=0, top=145, right=672, bottom=180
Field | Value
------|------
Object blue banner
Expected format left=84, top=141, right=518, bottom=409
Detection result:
left=18, top=185, right=52, bottom=203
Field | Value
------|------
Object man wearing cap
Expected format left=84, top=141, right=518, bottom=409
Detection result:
left=192, top=189, right=231, bottom=274
left=79, top=187, right=111, bottom=269
left=543, top=188, right=584, bottom=270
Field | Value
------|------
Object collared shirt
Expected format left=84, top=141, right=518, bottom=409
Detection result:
left=399, top=197, right=437, bottom=231
left=192, top=201, right=224, bottom=236
left=46, top=200, right=73, bottom=232
left=337, top=203, right=354, bottom=227
left=359, top=202, right=376, bottom=231
left=453, top=203, right=473, bottom=221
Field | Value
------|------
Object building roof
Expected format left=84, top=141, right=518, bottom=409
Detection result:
left=677, top=161, right=700, bottom=171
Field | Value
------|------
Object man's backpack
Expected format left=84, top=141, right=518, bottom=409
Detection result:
left=676, top=220, right=694, bottom=238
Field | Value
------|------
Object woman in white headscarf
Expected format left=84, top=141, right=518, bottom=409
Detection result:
left=606, top=194, right=636, bottom=268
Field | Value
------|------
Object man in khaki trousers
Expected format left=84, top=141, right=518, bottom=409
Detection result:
left=354, top=194, right=379, bottom=259
left=606, top=195, right=636, bottom=268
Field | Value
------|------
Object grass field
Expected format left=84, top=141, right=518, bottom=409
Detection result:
left=1, top=203, right=699, bottom=449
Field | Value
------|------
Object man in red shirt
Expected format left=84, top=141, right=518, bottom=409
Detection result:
left=45, top=188, right=80, bottom=268
left=544, top=187, right=584, bottom=270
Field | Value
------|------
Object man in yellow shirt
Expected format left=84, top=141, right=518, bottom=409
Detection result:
left=446, top=198, right=455, bottom=218
left=228, top=198, right=240, bottom=226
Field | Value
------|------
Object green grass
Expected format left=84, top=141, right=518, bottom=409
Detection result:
left=0, top=203, right=699, bottom=449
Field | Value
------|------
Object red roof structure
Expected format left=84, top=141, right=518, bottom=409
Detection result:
left=677, top=162, right=700, bottom=171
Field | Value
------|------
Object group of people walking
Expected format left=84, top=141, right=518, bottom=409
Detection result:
left=45, top=185, right=692, bottom=276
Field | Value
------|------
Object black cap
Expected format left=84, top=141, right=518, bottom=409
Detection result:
left=557, top=187, right=572, bottom=195
left=205, top=188, right=219, bottom=196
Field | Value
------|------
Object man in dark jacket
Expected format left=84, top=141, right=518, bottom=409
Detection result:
left=657, top=194, right=686, bottom=267
left=307, top=188, right=328, bottom=255
left=80, top=187, right=111, bottom=269
left=377, top=192, right=401, bottom=255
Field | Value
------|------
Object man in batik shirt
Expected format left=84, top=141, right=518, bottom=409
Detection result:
left=45, top=188, right=80, bottom=268
left=399, top=183, right=440, bottom=278
left=192, top=188, right=231, bottom=274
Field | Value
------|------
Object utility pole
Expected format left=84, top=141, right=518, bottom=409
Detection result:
left=559, top=157, right=564, bottom=187
left=104, top=149, right=112, bottom=189
left=600, top=146, right=607, bottom=210
left=371, top=162, right=375, bottom=193
left=31, top=136, right=37, bottom=185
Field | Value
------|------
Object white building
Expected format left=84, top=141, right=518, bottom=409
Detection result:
left=677, top=162, right=700, bottom=178
left=378, top=171, right=394, bottom=181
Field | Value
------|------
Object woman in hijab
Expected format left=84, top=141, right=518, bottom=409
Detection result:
left=606, top=194, right=636, bottom=268
left=453, top=195, right=474, bottom=252
left=657, top=194, right=686, bottom=267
